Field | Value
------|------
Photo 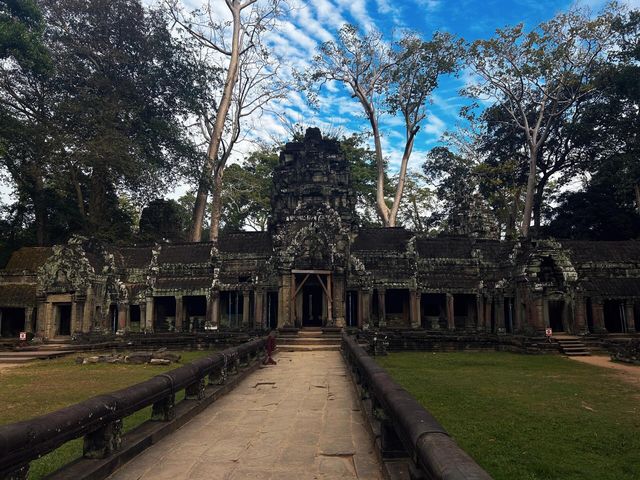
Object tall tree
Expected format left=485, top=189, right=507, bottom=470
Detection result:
left=166, top=0, right=286, bottom=242
left=303, top=24, right=460, bottom=227
left=0, top=0, right=50, bottom=73
left=0, top=0, right=207, bottom=244
left=465, top=6, right=617, bottom=237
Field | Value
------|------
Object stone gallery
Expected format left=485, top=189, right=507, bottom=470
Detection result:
left=0, top=128, right=639, bottom=340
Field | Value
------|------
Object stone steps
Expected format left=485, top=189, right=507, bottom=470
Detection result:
left=276, top=328, right=343, bottom=352
left=555, top=337, right=591, bottom=356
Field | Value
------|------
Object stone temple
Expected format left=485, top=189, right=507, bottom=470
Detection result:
left=0, top=128, right=639, bottom=340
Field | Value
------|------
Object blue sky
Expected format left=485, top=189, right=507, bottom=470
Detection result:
left=240, top=0, right=637, bottom=175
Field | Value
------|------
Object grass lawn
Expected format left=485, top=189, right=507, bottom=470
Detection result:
left=0, top=349, right=215, bottom=479
left=377, top=352, right=640, bottom=480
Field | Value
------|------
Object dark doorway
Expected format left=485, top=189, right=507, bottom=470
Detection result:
left=302, top=285, right=323, bottom=326
left=154, top=297, right=176, bottom=332
left=421, top=293, right=444, bottom=329
left=0, top=308, right=25, bottom=337
left=586, top=298, right=594, bottom=333
left=184, top=296, right=207, bottom=332
left=635, top=301, right=640, bottom=332
left=267, top=292, right=278, bottom=330
left=604, top=300, right=625, bottom=333
left=346, top=291, right=358, bottom=327
left=108, top=304, right=118, bottom=333
left=129, top=305, right=141, bottom=332
left=221, top=291, right=243, bottom=329
left=548, top=300, right=564, bottom=332
left=504, top=298, right=514, bottom=334
left=56, top=304, right=72, bottom=336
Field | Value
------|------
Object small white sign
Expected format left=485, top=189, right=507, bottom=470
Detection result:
left=19, top=332, right=27, bottom=341
left=545, top=328, right=553, bottom=337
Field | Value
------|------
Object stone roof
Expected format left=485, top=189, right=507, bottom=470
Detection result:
left=352, top=228, right=413, bottom=252
left=416, top=236, right=474, bottom=259
left=112, top=247, right=153, bottom=269
left=0, top=284, right=37, bottom=307
left=158, top=243, right=213, bottom=265
left=5, top=247, right=52, bottom=271
left=218, top=232, right=273, bottom=255
left=155, top=277, right=212, bottom=291
left=561, top=241, right=640, bottom=263
left=584, top=277, right=640, bottom=297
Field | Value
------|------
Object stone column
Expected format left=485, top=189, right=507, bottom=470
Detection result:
left=36, top=296, right=46, bottom=338
left=574, top=292, right=587, bottom=334
left=484, top=296, right=493, bottom=333
left=278, top=274, right=292, bottom=328
left=82, top=288, right=94, bottom=333
left=377, top=289, right=386, bottom=327
left=476, top=295, right=485, bottom=332
left=145, top=297, right=154, bottom=332
left=360, top=290, right=371, bottom=328
left=207, top=290, right=220, bottom=328
left=409, top=290, right=420, bottom=329
left=70, top=300, right=78, bottom=335
left=24, top=307, right=34, bottom=333
left=254, top=290, right=265, bottom=329
left=117, top=303, right=127, bottom=333
left=140, top=303, right=147, bottom=331
left=533, top=297, right=545, bottom=332
left=591, top=298, right=606, bottom=332
left=514, top=291, right=523, bottom=332
left=333, top=275, right=345, bottom=328
left=446, top=293, right=455, bottom=330
left=242, top=291, right=250, bottom=328
left=543, top=298, right=550, bottom=328
left=174, top=296, right=184, bottom=333
left=495, top=296, right=505, bottom=333
left=625, top=300, right=636, bottom=333
left=45, top=301, right=55, bottom=338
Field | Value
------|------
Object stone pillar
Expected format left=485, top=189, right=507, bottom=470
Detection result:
left=254, top=290, right=265, bottom=329
left=533, top=297, right=545, bottom=332
left=591, top=298, right=606, bottom=332
left=140, top=303, right=147, bottom=331
left=446, top=293, right=454, bottom=331
left=207, top=290, right=220, bottom=328
left=82, top=288, right=94, bottom=333
left=174, top=296, right=184, bottom=333
left=514, top=291, right=522, bottom=332
left=543, top=298, right=550, bottom=328
left=574, top=292, right=587, bottom=334
left=45, top=301, right=55, bottom=338
left=476, top=295, right=485, bottom=332
left=484, top=296, right=493, bottom=333
left=377, top=289, right=386, bottom=327
left=145, top=297, right=154, bottom=332
left=625, top=300, right=636, bottom=333
left=242, top=291, right=250, bottom=328
left=333, top=275, right=345, bottom=328
left=24, top=307, right=34, bottom=333
left=36, top=297, right=46, bottom=337
left=117, top=303, right=127, bottom=332
left=409, top=290, right=420, bottom=329
left=278, top=274, right=292, bottom=328
left=495, top=295, right=505, bottom=333
left=360, top=290, right=371, bottom=328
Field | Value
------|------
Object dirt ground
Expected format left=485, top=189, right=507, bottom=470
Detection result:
left=570, top=355, right=640, bottom=389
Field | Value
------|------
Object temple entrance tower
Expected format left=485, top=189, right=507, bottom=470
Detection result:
left=270, top=128, right=356, bottom=328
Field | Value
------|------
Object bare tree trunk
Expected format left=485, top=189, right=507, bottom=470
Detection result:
left=70, top=168, right=86, bottom=222
left=521, top=147, right=537, bottom=237
left=189, top=6, right=242, bottom=242
left=506, top=187, right=521, bottom=239
left=635, top=184, right=640, bottom=215
left=388, top=130, right=417, bottom=226
left=532, top=175, right=548, bottom=232
left=371, top=117, right=390, bottom=226
left=208, top=170, right=224, bottom=242
left=411, top=195, right=423, bottom=231
left=33, top=177, right=47, bottom=246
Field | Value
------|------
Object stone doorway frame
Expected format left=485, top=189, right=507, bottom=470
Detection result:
left=290, top=270, right=333, bottom=327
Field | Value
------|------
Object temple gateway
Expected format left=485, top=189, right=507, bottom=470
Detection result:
left=1, top=128, right=639, bottom=339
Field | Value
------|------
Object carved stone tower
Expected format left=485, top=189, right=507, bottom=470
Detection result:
left=270, top=128, right=356, bottom=328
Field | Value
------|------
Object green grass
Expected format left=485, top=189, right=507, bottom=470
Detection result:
left=376, top=352, right=640, bottom=480
left=0, top=349, right=215, bottom=479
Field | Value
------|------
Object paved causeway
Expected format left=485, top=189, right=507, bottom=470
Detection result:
left=109, top=351, right=383, bottom=480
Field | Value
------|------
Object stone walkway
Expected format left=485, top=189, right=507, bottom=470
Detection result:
left=108, top=351, right=383, bottom=480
